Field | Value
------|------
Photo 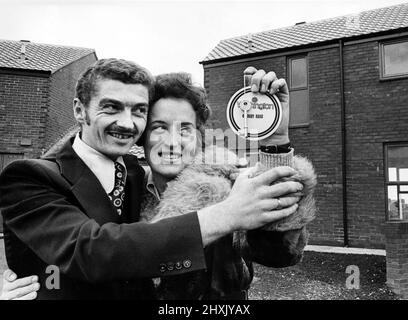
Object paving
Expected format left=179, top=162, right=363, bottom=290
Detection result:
left=305, top=245, right=386, bottom=256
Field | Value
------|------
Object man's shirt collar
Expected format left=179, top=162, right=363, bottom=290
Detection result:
left=72, top=133, right=127, bottom=194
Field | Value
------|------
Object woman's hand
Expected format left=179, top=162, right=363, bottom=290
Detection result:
left=0, top=269, right=40, bottom=300
left=198, top=165, right=302, bottom=246
left=244, top=66, right=290, bottom=146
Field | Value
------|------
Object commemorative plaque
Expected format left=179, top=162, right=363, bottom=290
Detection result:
left=226, top=86, right=282, bottom=141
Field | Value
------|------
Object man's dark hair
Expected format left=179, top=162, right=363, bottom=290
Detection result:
left=149, top=72, right=211, bottom=132
left=75, top=58, right=155, bottom=107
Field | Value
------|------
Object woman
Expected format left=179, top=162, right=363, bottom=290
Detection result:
left=138, top=72, right=315, bottom=299
left=1, top=70, right=316, bottom=300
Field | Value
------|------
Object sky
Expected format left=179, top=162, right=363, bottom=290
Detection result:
left=1, top=0, right=407, bottom=85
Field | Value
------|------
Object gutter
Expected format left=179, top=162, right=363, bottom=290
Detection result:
left=339, top=39, right=349, bottom=247
left=0, top=67, right=50, bottom=78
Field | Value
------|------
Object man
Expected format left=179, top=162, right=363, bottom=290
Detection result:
left=0, top=59, right=301, bottom=299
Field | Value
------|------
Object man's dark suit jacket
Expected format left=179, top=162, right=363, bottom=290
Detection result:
left=0, top=138, right=206, bottom=299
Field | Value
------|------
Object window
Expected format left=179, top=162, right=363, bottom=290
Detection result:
left=380, top=39, right=408, bottom=79
left=287, top=55, right=309, bottom=126
left=385, top=144, right=408, bottom=221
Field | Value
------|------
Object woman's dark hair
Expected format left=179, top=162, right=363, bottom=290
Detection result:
left=151, top=72, right=211, bottom=128
left=137, top=72, right=212, bottom=146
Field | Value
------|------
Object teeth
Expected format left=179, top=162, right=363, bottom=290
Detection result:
left=161, top=154, right=181, bottom=160
left=110, top=133, right=132, bottom=139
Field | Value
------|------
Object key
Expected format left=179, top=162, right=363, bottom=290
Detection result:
left=238, top=100, right=252, bottom=137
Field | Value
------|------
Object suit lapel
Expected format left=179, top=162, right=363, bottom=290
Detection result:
left=123, top=155, right=145, bottom=223
left=55, top=138, right=120, bottom=225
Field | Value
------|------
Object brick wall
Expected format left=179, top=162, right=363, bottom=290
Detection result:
left=203, top=37, right=408, bottom=249
left=344, top=40, right=408, bottom=248
left=0, top=72, right=49, bottom=159
left=298, top=48, right=344, bottom=246
left=46, top=53, right=97, bottom=149
left=384, top=222, right=408, bottom=298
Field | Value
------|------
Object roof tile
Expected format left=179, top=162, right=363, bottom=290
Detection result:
left=203, top=3, right=408, bottom=62
left=0, top=39, right=95, bottom=73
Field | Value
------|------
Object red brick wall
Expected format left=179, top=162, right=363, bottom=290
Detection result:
left=0, top=72, right=49, bottom=159
left=46, top=53, right=97, bottom=149
left=203, top=37, right=408, bottom=249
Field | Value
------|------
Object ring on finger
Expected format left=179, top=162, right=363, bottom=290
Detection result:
left=276, top=198, right=282, bottom=209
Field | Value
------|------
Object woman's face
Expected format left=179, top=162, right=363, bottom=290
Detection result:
left=144, top=97, right=199, bottom=180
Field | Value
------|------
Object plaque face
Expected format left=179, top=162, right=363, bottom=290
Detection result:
left=226, top=86, right=282, bottom=141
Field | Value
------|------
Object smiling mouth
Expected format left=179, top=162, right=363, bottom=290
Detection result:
left=108, top=132, right=135, bottom=140
left=159, top=151, right=182, bottom=161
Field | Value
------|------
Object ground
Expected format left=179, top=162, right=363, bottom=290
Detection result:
left=249, top=251, right=400, bottom=300
left=0, top=239, right=400, bottom=300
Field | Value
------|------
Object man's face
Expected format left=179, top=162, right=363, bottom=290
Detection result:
left=144, top=97, right=198, bottom=179
left=74, top=78, right=149, bottom=160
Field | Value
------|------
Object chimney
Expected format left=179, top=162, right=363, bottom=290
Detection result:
left=246, top=33, right=253, bottom=50
left=19, top=40, right=30, bottom=61
left=295, top=21, right=306, bottom=26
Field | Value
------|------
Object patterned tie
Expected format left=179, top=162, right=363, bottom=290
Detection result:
left=108, top=162, right=126, bottom=215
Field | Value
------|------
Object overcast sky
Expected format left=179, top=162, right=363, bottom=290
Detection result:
left=1, top=0, right=407, bottom=84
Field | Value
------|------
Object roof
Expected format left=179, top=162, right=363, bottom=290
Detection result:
left=202, top=3, right=408, bottom=63
left=0, top=39, right=96, bottom=73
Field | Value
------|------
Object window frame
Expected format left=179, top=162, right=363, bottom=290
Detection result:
left=287, top=54, right=310, bottom=128
left=384, top=142, right=408, bottom=221
left=379, top=38, right=408, bottom=81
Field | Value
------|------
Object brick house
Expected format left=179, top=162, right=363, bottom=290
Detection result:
left=201, top=3, right=408, bottom=249
left=0, top=39, right=97, bottom=231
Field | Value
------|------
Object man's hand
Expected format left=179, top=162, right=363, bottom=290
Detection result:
left=0, top=269, right=39, bottom=300
left=197, top=166, right=302, bottom=246
left=244, top=66, right=290, bottom=146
